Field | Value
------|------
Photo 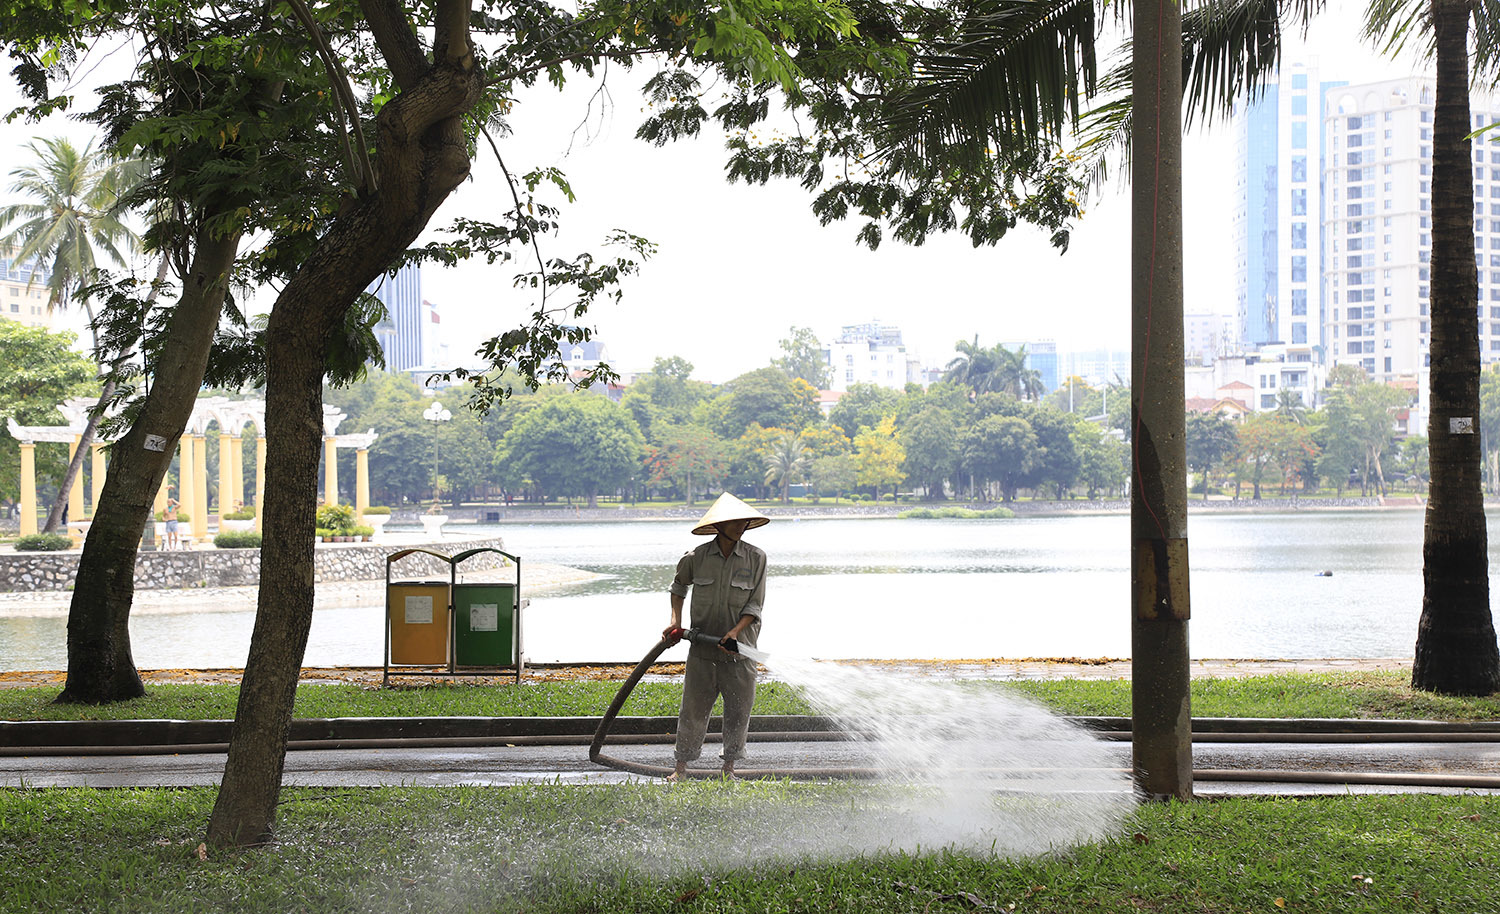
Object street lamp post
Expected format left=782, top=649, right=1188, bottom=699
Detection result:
left=423, top=400, right=452, bottom=506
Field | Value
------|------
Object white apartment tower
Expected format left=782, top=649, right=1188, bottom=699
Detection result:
left=1323, top=76, right=1500, bottom=380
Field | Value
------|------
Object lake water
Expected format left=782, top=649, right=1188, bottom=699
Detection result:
left=0, top=509, right=1471, bottom=670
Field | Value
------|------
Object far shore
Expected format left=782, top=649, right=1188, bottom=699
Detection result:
left=417, top=495, right=1432, bottom=525
left=0, top=561, right=605, bottom=619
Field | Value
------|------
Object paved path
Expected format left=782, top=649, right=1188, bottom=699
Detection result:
left=5, top=735, right=1496, bottom=796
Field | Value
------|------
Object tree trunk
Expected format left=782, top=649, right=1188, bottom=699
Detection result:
left=1414, top=0, right=1500, bottom=695
left=58, top=238, right=240, bottom=704
left=1130, top=0, right=1192, bottom=801
left=42, top=379, right=115, bottom=534
left=206, top=11, right=482, bottom=846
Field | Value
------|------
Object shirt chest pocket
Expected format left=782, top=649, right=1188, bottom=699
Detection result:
left=728, top=569, right=754, bottom=608
left=689, top=575, right=716, bottom=613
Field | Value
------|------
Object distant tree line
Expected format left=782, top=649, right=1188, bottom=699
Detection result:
left=318, top=329, right=1134, bottom=507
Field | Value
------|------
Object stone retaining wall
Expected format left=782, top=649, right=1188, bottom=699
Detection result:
left=0, top=537, right=508, bottom=593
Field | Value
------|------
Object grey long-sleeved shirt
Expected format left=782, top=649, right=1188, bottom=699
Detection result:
left=669, top=538, right=766, bottom=662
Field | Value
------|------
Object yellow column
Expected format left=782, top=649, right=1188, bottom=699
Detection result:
left=178, top=437, right=196, bottom=543
left=231, top=435, right=245, bottom=516
left=324, top=436, right=338, bottom=506
left=218, top=432, right=234, bottom=523
left=254, top=436, right=266, bottom=532
left=19, top=441, right=37, bottom=536
left=193, top=434, right=209, bottom=542
left=356, top=448, right=370, bottom=520
left=154, top=476, right=169, bottom=517
left=67, top=436, right=85, bottom=523
left=90, top=443, right=105, bottom=517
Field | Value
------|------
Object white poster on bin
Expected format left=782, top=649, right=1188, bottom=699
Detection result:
left=405, top=595, right=433, bottom=625
left=470, top=603, right=499, bottom=632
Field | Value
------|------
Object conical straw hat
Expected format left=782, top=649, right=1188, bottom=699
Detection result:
left=690, top=492, right=770, bottom=536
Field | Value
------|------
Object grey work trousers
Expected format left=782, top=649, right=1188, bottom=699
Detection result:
left=674, top=655, right=757, bottom=763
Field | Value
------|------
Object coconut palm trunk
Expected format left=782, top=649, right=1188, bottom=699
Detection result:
left=1412, top=0, right=1500, bottom=694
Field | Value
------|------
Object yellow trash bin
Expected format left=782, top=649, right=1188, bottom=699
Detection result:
left=388, top=581, right=450, bottom=665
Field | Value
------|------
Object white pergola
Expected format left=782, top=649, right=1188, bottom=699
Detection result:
left=7, top=397, right=378, bottom=541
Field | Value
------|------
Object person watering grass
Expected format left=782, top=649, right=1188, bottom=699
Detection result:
left=662, top=492, right=769, bottom=780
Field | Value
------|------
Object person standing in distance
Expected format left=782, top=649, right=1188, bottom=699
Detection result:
left=663, top=492, right=769, bottom=780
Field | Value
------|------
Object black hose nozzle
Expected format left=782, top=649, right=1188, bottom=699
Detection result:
left=685, top=628, right=738, bottom=653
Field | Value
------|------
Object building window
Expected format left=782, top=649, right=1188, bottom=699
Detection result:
left=1291, top=189, right=1308, bottom=215
left=1291, top=290, right=1308, bottom=316
left=1292, top=256, right=1308, bottom=283
left=1292, top=223, right=1308, bottom=249
left=1292, top=323, right=1307, bottom=344
left=1291, top=157, right=1308, bottom=182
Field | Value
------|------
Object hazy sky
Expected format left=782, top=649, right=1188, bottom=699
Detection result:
left=3, top=1, right=1430, bottom=384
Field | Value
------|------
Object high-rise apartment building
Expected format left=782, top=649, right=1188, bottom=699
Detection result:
left=369, top=264, right=427, bottom=372
left=1233, top=62, right=1346, bottom=352
left=0, top=249, right=53, bottom=328
left=1323, top=76, right=1500, bottom=380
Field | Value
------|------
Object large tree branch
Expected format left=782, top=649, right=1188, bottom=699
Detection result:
left=359, top=0, right=428, bottom=89
left=432, top=0, right=474, bottom=70
left=285, top=0, right=378, bottom=194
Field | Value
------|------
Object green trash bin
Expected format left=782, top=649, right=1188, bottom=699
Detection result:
left=453, top=583, right=516, bottom=667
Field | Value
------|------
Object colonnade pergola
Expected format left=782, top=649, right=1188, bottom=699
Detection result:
left=8, top=396, right=378, bottom=543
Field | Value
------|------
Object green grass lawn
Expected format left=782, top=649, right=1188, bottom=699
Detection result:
left=4, top=671, right=1500, bottom=722
left=0, top=786, right=1496, bottom=913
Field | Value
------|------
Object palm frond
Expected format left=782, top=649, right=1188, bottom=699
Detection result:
left=1472, top=0, right=1500, bottom=84
left=1181, top=0, right=1325, bottom=128
left=1362, top=0, right=1433, bottom=61
left=882, top=0, right=1099, bottom=164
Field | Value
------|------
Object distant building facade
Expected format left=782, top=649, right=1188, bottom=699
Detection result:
left=1002, top=340, right=1059, bottom=393
left=822, top=321, right=922, bottom=392
left=1184, top=312, right=1232, bottom=365
left=0, top=248, right=53, bottom=328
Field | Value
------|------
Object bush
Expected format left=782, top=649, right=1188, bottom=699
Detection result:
left=362, top=505, right=391, bottom=516
left=351, top=525, right=374, bottom=538
left=214, top=531, right=262, bottom=549
left=154, top=508, right=190, bottom=522
left=898, top=506, right=1016, bottom=520
left=14, top=533, right=73, bottom=551
left=315, top=503, right=357, bottom=533
left=314, top=527, right=335, bottom=541
left=222, top=506, right=256, bottom=520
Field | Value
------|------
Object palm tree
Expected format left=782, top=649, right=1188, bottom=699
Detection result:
left=0, top=137, right=143, bottom=532
left=994, top=343, right=1045, bottom=401
left=1366, top=0, right=1500, bottom=693
left=1273, top=389, right=1308, bottom=425
left=763, top=431, right=811, bottom=504
left=943, top=335, right=1000, bottom=393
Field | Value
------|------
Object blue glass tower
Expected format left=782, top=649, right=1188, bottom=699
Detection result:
left=368, top=264, right=425, bottom=371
